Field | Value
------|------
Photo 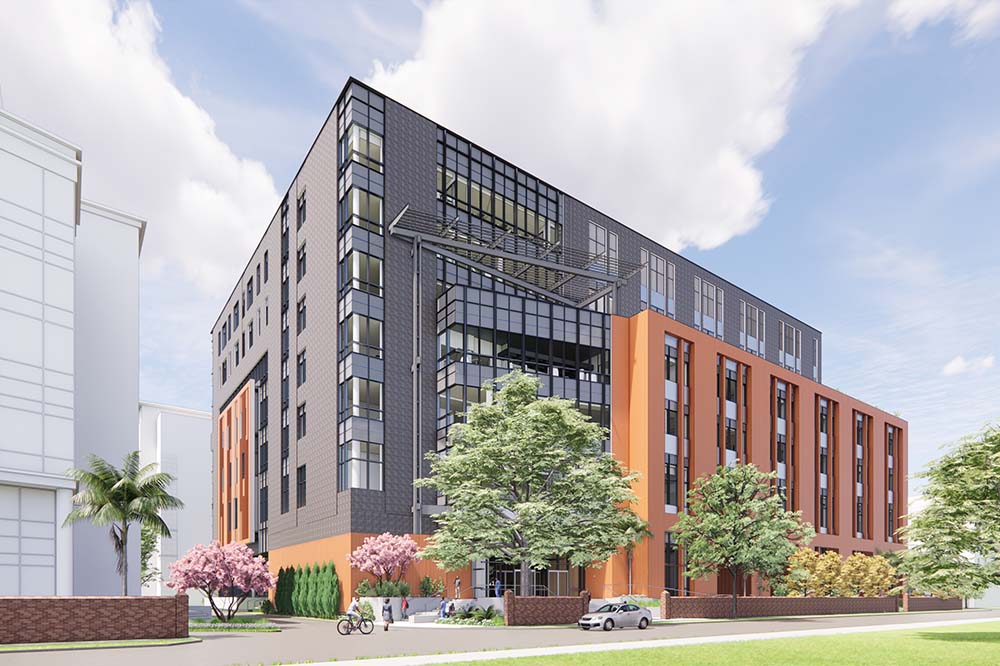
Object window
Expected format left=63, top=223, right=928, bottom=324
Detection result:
left=280, top=198, right=289, bottom=232
left=233, top=303, right=239, bottom=328
left=665, top=454, right=679, bottom=507
left=857, top=459, right=864, bottom=483
left=725, top=419, right=737, bottom=452
left=341, top=124, right=384, bottom=172
left=777, top=434, right=787, bottom=464
left=820, top=447, right=828, bottom=474
left=819, top=489, right=829, bottom=529
left=665, top=343, right=678, bottom=383
left=641, top=249, right=672, bottom=315
left=665, top=534, right=680, bottom=595
left=820, top=403, right=829, bottom=434
left=296, top=192, right=306, bottom=228
left=339, top=314, right=383, bottom=358
left=297, top=243, right=307, bottom=281
left=246, top=278, right=254, bottom=307
left=856, top=417, right=864, bottom=447
left=694, top=277, right=724, bottom=337
left=340, top=377, right=383, bottom=420
left=776, top=387, right=787, bottom=419
left=779, top=321, right=802, bottom=371
left=256, top=264, right=261, bottom=294
left=665, top=400, right=678, bottom=437
left=297, top=297, right=307, bottom=333
left=296, top=465, right=307, bottom=507
left=888, top=468, right=894, bottom=492
left=340, top=188, right=384, bottom=234
left=587, top=221, right=618, bottom=273
left=280, top=457, right=289, bottom=514
left=340, top=251, right=383, bottom=296
left=725, top=369, right=737, bottom=403
left=338, top=440, right=383, bottom=490
left=297, top=350, right=306, bottom=386
left=248, top=321, right=254, bottom=348
left=739, top=300, right=766, bottom=356
left=297, top=403, right=307, bottom=439
left=887, top=427, right=895, bottom=457
left=264, top=251, right=269, bottom=282
left=856, top=499, right=864, bottom=535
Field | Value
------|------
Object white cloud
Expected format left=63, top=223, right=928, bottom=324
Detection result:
left=0, top=0, right=278, bottom=296
left=888, top=0, right=1000, bottom=41
left=942, top=354, right=996, bottom=376
left=367, top=0, right=854, bottom=252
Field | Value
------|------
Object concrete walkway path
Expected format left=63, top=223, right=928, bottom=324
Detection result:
left=304, top=614, right=1000, bottom=665
left=6, top=609, right=998, bottom=666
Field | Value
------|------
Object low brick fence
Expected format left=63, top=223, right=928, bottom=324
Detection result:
left=906, top=596, right=963, bottom=612
left=660, top=592, right=897, bottom=619
left=503, top=590, right=590, bottom=626
left=0, top=595, right=189, bottom=644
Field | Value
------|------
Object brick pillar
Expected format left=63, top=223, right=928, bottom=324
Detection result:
left=504, top=590, right=515, bottom=626
left=901, top=591, right=909, bottom=613
left=176, top=593, right=189, bottom=638
left=580, top=590, right=591, bottom=617
left=660, top=590, right=671, bottom=620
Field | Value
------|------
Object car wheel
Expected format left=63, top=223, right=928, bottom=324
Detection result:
left=603, top=619, right=614, bottom=632
left=638, top=617, right=649, bottom=630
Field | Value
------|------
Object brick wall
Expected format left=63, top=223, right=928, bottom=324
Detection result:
left=660, top=592, right=897, bottom=619
left=906, top=596, right=963, bottom=612
left=0, top=595, right=189, bottom=644
left=504, top=590, right=591, bottom=626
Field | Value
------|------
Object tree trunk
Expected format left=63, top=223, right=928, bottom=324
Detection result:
left=627, top=548, right=633, bottom=596
left=121, top=522, right=129, bottom=597
left=520, top=561, right=531, bottom=596
left=731, top=567, right=738, bottom=620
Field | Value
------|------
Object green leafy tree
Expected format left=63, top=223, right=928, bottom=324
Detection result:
left=900, top=424, right=1000, bottom=598
left=292, top=565, right=304, bottom=614
left=63, top=451, right=183, bottom=595
left=139, top=521, right=161, bottom=588
left=416, top=371, right=646, bottom=594
left=672, top=463, right=814, bottom=618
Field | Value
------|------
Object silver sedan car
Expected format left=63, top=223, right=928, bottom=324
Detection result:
left=578, top=602, right=652, bottom=631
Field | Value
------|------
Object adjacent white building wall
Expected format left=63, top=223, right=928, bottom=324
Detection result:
left=0, top=109, right=81, bottom=596
left=138, top=401, right=211, bottom=599
left=73, top=201, right=144, bottom=596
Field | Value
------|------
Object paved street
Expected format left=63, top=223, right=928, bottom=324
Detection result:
left=6, top=609, right=999, bottom=666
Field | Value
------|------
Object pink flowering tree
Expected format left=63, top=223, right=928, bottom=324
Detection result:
left=168, top=541, right=276, bottom=621
left=346, top=533, right=419, bottom=587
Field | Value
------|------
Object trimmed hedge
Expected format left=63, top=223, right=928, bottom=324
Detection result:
left=274, top=561, right=342, bottom=617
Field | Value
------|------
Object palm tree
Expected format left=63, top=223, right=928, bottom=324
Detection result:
left=623, top=519, right=653, bottom=597
left=64, top=451, right=183, bottom=596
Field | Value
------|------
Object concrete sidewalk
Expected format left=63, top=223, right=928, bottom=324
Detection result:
left=302, top=615, right=1000, bottom=665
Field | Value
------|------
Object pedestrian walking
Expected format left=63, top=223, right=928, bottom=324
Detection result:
left=494, top=577, right=501, bottom=598
left=439, top=596, right=448, bottom=619
left=454, top=576, right=461, bottom=599
left=381, top=598, right=393, bottom=632
left=401, top=595, right=409, bottom=620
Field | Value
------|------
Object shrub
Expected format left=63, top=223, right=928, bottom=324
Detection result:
left=398, top=581, right=411, bottom=597
left=292, top=565, right=304, bottom=614
left=359, top=600, right=375, bottom=622
left=356, top=578, right=373, bottom=596
left=260, top=599, right=275, bottom=615
left=419, top=575, right=444, bottom=597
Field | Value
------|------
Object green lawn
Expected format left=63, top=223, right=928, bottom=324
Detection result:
left=448, top=621, right=1000, bottom=666
left=0, top=637, right=199, bottom=653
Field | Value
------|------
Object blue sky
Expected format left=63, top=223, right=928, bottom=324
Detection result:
left=2, top=1, right=997, bottom=494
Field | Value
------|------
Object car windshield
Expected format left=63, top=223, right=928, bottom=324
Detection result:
left=595, top=604, right=621, bottom=613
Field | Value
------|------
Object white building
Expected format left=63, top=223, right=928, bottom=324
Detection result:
left=0, top=108, right=144, bottom=596
left=138, top=401, right=211, bottom=597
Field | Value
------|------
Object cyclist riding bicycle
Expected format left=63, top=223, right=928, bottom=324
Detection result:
left=346, top=596, right=362, bottom=625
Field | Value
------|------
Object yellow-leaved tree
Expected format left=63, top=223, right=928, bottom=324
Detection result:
left=785, top=548, right=819, bottom=596
left=839, top=553, right=896, bottom=597
left=813, top=551, right=843, bottom=597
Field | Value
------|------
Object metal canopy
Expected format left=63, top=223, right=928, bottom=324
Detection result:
left=389, top=205, right=642, bottom=309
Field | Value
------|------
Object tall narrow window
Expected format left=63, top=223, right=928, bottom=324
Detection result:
left=264, top=250, right=269, bottom=282
left=296, top=465, right=307, bottom=507
left=665, top=534, right=680, bottom=595
left=665, top=343, right=678, bottom=383
left=665, top=400, right=678, bottom=437
left=665, top=454, right=679, bottom=507
left=297, top=243, right=307, bottom=281
left=694, top=277, right=724, bottom=338
left=296, top=192, right=307, bottom=228
left=297, top=403, right=307, bottom=439
left=297, top=349, right=307, bottom=386
left=297, top=297, right=307, bottom=333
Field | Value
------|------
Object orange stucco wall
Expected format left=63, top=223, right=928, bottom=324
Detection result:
left=267, top=532, right=471, bottom=610
left=217, top=382, right=253, bottom=545
left=586, top=309, right=907, bottom=599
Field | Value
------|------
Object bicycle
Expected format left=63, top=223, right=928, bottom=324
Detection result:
left=336, top=614, right=374, bottom=635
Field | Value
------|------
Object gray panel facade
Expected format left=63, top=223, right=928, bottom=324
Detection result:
left=210, top=78, right=824, bottom=553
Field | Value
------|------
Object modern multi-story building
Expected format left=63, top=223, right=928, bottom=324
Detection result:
left=138, top=401, right=212, bottom=599
left=0, top=109, right=146, bottom=596
left=211, top=78, right=906, bottom=601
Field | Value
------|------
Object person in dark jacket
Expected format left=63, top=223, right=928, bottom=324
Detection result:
left=381, top=598, right=393, bottom=632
